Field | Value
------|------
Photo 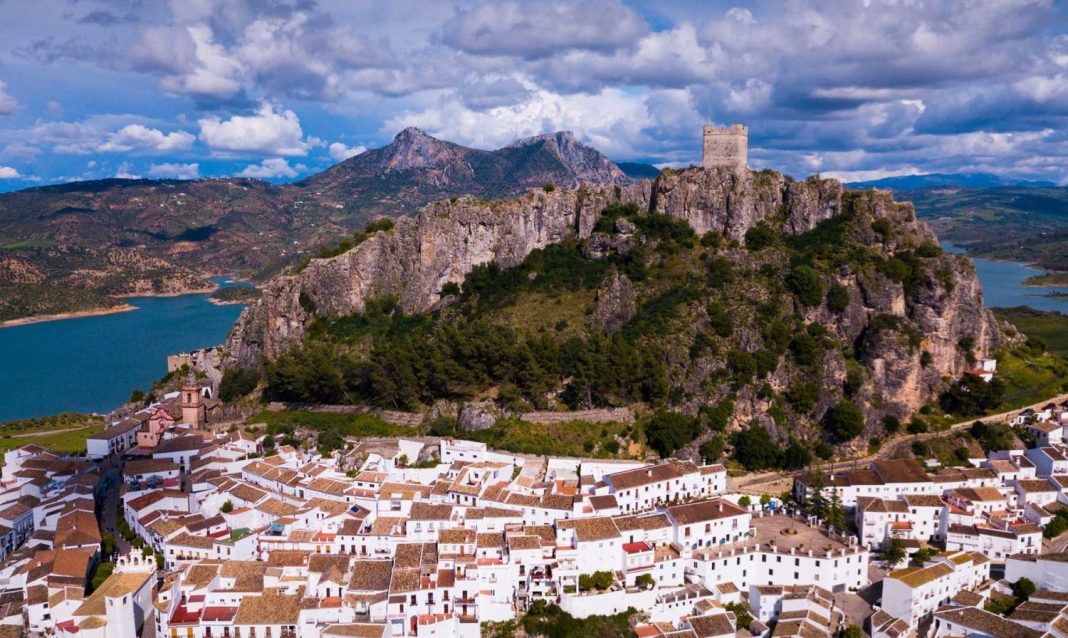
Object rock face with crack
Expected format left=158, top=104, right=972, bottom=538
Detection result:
left=228, top=164, right=1001, bottom=437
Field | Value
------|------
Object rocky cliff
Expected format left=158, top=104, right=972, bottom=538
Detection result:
left=229, top=165, right=1002, bottom=446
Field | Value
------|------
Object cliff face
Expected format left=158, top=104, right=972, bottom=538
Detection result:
left=229, top=166, right=1001, bottom=433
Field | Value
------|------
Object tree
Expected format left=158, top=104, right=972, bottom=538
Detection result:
left=782, top=439, right=813, bottom=470
left=578, top=571, right=613, bottom=591
left=738, top=495, right=752, bottom=508
left=884, top=538, right=907, bottom=568
left=826, top=284, right=850, bottom=313
left=129, top=389, right=146, bottom=404
left=788, top=265, right=823, bottom=307
left=724, top=602, right=753, bottom=630
left=910, top=546, right=932, bottom=566
left=220, top=500, right=234, bottom=514
left=882, top=414, right=901, bottom=434
left=731, top=426, right=783, bottom=471
left=907, top=416, right=929, bottom=434
left=744, top=223, right=777, bottom=250
left=841, top=625, right=864, bottom=638
left=826, top=488, right=845, bottom=532
left=760, top=493, right=772, bottom=507
left=1013, top=577, right=1036, bottom=599
left=823, top=401, right=865, bottom=442
left=700, top=436, right=724, bottom=463
left=706, top=301, right=733, bottom=337
left=219, top=367, right=262, bottom=402
left=635, top=573, right=655, bottom=590
left=644, top=411, right=701, bottom=458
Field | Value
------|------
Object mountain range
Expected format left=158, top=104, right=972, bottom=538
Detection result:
left=847, top=172, right=1057, bottom=190
left=0, top=129, right=633, bottom=322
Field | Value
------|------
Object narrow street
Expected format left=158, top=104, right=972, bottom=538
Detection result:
left=96, top=455, right=131, bottom=558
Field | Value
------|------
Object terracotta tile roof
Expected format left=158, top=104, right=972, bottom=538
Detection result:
left=233, top=592, right=302, bottom=625
left=934, top=606, right=1042, bottom=638
left=349, top=560, right=393, bottom=591
left=667, top=498, right=747, bottom=525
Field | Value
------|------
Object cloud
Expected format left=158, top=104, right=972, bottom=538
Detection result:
left=442, top=0, right=648, bottom=59
left=386, top=84, right=687, bottom=158
left=114, top=162, right=140, bottom=179
left=98, top=124, right=196, bottom=152
left=238, top=158, right=301, bottom=179
left=328, top=142, right=367, bottom=162
left=148, top=162, right=200, bottom=179
left=0, top=83, right=19, bottom=116
left=198, top=103, right=318, bottom=156
left=0, top=166, right=21, bottom=179
left=129, top=3, right=399, bottom=102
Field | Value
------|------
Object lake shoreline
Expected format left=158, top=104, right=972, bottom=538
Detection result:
left=0, top=304, right=138, bottom=328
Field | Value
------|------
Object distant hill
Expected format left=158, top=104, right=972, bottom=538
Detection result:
left=0, top=129, right=631, bottom=322
left=616, top=162, right=661, bottom=179
left=299, top=128, right=629, bottom=214
left=848, top=172, right=1057, bottom=190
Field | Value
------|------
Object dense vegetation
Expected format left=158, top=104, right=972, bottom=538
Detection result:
left=256, top=188, right=1016, bottom=462
left=484, top=601, right=635, bottom=638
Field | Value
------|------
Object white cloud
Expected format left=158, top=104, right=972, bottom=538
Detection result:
left=0, top=82, right=18, bottom=116
left=198, top=103, right=319, bottom=156
left=99, top=124, right=196, bottom=152
left=148, top=162, right=201, bottom=179
left=0, top=166, right=21, bottom=179
left=238, top=158, right=301, bottom=179
left=386, top=85, right=656, bottom=157
left=328, top=142, right=367, bottom=161
left=115, top=162, right=140, bottom=179
left=443, top=0, right=648, bottom=59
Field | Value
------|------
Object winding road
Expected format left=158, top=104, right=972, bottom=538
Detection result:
left=733, top=392, right=1068, bottom=494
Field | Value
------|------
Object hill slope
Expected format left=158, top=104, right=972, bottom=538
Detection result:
left=228, top=166, right=1004, bottom=460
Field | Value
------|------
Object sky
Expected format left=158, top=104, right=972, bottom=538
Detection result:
left=0, top=0, right=1066, bottom=191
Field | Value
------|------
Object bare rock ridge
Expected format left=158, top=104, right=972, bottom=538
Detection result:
left=297, top=128, right=630, bottom=213
left=227, top=164, right=1001, bottom=419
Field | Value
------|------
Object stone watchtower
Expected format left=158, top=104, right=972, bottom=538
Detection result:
left=702, top=124, right=748, bottom=170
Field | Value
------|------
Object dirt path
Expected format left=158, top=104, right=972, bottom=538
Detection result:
left=733, top=392, right=1068, bottom=493
left=7, top=424, right=92, bottom=438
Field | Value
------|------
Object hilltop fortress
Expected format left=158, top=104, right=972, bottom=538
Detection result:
left=702, top=123, right=748, bottom=170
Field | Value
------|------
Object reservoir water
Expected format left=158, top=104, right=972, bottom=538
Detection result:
left=1, top=241, right=1066, bottom=423
left=942, top=242, right=1068, bottom=313
left=0, top=278, right=249, bottom=423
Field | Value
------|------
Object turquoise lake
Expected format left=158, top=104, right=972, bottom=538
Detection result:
left=942, top=242, right=1068, bottom=313
left=0, top=278, right=249, bottom=423
left=2, top=240, right=1068, bottom=423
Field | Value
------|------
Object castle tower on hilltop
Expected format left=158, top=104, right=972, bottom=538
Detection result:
left=702, top=124, right=748, bottom=170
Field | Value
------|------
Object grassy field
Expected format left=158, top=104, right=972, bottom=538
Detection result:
left=468, top=417, right=637, bottom=458
left=246, top=409, right=417, bottom=438
left=995, top=307, right=1068, bottom=357
left=0, top=413, right=104, bottom=454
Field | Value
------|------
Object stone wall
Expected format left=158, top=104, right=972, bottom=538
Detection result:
left=702, top=124, right=748, bottom=170
left=520, top=407, right=634, bottom=425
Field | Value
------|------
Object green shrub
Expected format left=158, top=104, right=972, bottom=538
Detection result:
left=543, top=182, right=556, bottom=192
left=826, top=284, right=850, bottom=313
left=745, top=223, right=777, bottom=250
left=882, top=414, right=901, bottom=434
left=706, top=301, right=733, bottom=337
left=907, top=417, right=928, bottom=434
left=644, top=411, right=701, bottom=458
left=787, top=265, right=823, bottom=307
left=700, top=436, right=724, bottom=463
left=578, top=571, right=613, bottom=591
left=823, top=401, right=865, bottom=442
left=731, top=426, right=782, bottom=471
left=219, top=367, right=262, bottom=402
